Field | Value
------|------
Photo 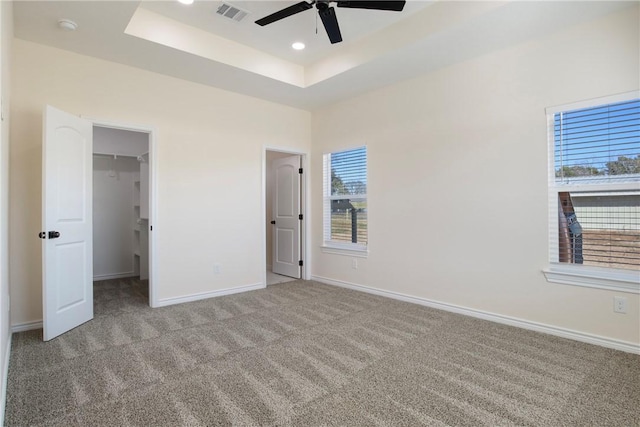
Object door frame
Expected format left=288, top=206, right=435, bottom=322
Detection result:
left=86, top=116, right=159, bottom=308
left=262, top=147, right=309, bottom=286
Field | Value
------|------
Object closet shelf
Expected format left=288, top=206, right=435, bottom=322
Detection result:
left=134, top=155, right=149, bottom=280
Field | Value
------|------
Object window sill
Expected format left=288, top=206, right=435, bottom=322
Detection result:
left=543, top=264, right=639, bottom=294
left=321, top=245, right=369, bottom=258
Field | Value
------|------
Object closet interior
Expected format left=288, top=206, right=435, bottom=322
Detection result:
left=92, top=126, right=150, bottom=289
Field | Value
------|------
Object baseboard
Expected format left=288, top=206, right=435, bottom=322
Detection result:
left=0, top=332, right=11, bottom=426
left=155, top=282, right=265, bottom=308
left=311, top=275, right=640, bottom=355
left=11, top=320, right=42, bottom=333
left=93, top=272, right=137, bottom=281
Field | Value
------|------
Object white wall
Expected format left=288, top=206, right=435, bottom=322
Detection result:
left=311, top=7, right=640, bottom=345
left=0, top=1, right=12, bottom=422
left=93, top=156, right=139, bottom=279
left=94, top=126, right=148, bottom=157
left=10, top=40, right=311, bottom=325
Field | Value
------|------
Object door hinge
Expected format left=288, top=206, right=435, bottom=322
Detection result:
left=298, top=214, right=303, bottom=220
left=298, top=260, right=303, bottom=267
left=298, top=168, right=303, bottom=174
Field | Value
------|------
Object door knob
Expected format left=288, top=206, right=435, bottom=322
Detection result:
left=48, top=231, right=60, bottom=239
left=38, top=231, right=46, bottom=239
left=270, top=220, right=276, bottom=224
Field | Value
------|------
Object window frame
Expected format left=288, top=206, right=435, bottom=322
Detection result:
left=543, top=91, right=640, bottom=294
left=322, top=146, right=369, bottom=256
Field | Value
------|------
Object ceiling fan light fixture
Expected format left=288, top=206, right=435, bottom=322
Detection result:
left=292, top=42, right=305, bottom=50
left=177, top=0, right=194, bottom=5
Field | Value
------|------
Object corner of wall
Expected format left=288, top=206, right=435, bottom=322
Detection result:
left=0, top=1, right=13, bottom=424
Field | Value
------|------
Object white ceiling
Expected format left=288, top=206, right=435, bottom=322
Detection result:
left=13, top=1, right=634, bottom=111
left=140, top=0, right=433, bottom=66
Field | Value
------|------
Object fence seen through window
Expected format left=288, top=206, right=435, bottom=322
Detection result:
left=553, top=98, right=639, bottom=270
left=324, top=147, right=367, bottom=247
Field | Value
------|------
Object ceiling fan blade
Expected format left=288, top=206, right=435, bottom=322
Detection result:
left=336, top=1, right=406, bottom=11
left=318, top=6, right=343, bottom=44
left=255, top=1, right=314, bottom=26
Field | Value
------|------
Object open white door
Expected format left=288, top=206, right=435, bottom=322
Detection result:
left=42, top=105, right=93, bottom=341
left=272, top=156, right=301, bottom=278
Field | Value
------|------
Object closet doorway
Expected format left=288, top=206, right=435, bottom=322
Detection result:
left=92, top=125, right=151, bottom=310
left=41, top=106, right=157, bottom=340
left=264, top=149, right=308, bottom=286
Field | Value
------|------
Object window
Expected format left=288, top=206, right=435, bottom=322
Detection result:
left=544, top=93, right=639, bottom=292
left=323, top=147, right=368, bottom=253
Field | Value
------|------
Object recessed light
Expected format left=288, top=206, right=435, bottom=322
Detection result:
left=292, top=42, right=305, bottom=50
left=178, top=0, right=194, bottom=4
left=57, top=19, right=78, bottom=31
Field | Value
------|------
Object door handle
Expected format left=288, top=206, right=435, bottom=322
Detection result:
left=38, top=231, right=46, bottom=239
left=270, top=220, right=276, bottom=225
left=48, top=231, right=61, bottom=239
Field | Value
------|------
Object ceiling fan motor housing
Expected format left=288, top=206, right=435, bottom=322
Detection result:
left=255, top=0, right=406, bottom=44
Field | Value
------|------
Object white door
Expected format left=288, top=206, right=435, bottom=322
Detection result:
left=272, top=156, right=301, bottom=278
left=42, top=105, right=93, bottom=341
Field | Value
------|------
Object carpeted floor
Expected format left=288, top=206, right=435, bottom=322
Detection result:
left=5, top=278, right=640, bottom=426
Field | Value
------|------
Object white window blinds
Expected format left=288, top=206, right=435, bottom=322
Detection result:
left=323, top=147, right=368, bottom=248
left=554, top=99, right=639, bottom=183
left=549, top=97, right=639, bottom=272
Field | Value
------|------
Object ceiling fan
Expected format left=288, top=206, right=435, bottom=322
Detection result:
left=255, top=1, right=407, bottom=45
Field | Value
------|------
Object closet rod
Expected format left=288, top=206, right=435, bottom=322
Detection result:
left=93, top=152, right=138, bottom=159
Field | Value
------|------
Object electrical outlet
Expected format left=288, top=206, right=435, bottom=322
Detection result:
left=213, top=264, right=221, bottom=275
left=351, top=258, right=358, bottom=269
left=613, top=296, right=627, bottom=314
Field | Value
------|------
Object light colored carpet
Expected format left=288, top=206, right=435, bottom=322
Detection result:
left=5, top=278, right=640, bottom=426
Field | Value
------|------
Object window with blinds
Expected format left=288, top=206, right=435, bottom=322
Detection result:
left=323, top=147, right=367, bottom=249
left=554, top=99, right=639, bottom=184
left=549, top=96, right=639, bottom=272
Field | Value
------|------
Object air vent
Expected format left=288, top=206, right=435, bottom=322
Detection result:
left=216, top=2, right=249, bottom=22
